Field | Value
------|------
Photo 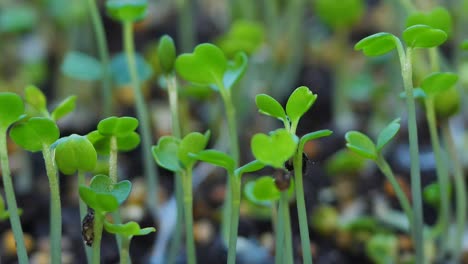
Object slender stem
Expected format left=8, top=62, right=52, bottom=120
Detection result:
left=123, top=21, right=159, bottom=214
left=86, top=0, right=112, bottom=116
left=227, top=175, right=241, bottom=264
left=280, top=192, right=293, bottom=264
left=166, top=75, right=184, bottom=264
left=398, top=45, right=424, bottom=263
left=78, top=171, right=92, bottom=263
left=376, top=156, right=414, bottom=229
left=0, top=131, right=29, bottom=264
left=92, top=212, right=104, bottom=264
left=274, top=201, right=284, bottom=264
left=293, top=149, right=312, bottom=264
left=176, top=0, right=195, bottom=52
left=424, top=98, right=450, bottom=252
left=109, top=136, right=123, bottom=250
left=222, top=176, right=233, bottom=243
left=182, top=168, right=196, bottom=264
left=442, top=121, right=466, bottom=261
left=120, top=237, right=131, bottom=264
left=42, top=144, right=62, bottom=264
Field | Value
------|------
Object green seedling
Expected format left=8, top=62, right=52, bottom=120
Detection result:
left=255, top=86, right=332, bottom=264
left=106, top=0, right=159, bottom=219
left=79, top=174, right=132, bottom=264
left=345, top=119, right=413, bottom=231
left=406, top=6, right=452, bottom=37
left=104, top=221, right=156, bottom=264
left=0, top=92, right=29, bottom=263
left=23, top=85, right=77, bottom=121
left=314, top=0, right=364, bottom=29
left=355, top=24, right=448, bottom=263
left=365, top=233, right=398, bottom=264
left=325, top=149, right=367, bottom=176
left=215, top=20, right=265, bottom=57
left=152, top=131, right=210, bottom=264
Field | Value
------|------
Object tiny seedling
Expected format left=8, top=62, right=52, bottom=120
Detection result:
left=0, top=92, right=29, bottom=263
left=255, top=86, right=333, bottom=264
left=152, top=131, right=210, bottom=264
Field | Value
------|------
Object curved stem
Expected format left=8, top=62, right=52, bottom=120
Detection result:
left=92, top=212, right=104, bottom=264
left=182, top=168, right=196, bottom=264
left=442, top=120, right=466, bottom=261
left=293, top=149, right=312, bottom=264
left=227, top=174, right=241, bottom=264
left=86, top=0, right=112, bottom=116
left=42, top=144, right=62, bottom=264
left=376, top=155, right=414, bottom=229
left=123, top=21, right=159, bottom=214
left=280, top=192, right=293, bottom=263
left=0, top=131, right=29, bottom=264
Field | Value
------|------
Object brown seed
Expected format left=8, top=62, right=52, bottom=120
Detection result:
left=274, top=169, right=291, bottom=191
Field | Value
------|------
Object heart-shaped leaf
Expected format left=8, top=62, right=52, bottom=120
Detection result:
left=190, top=150, right=235, bottom=173
left=178, top=131, right=210, bottom=168
left=420, top=72, right=458, bottom=96
left=61, top=51, right=102, bottom=81
left=88, top=130, right=140, bottom=154
left=51, top=95, right=77, bottom=121
left=251, top=129, right=298, bottom=168
left=255, top=94, right=287, bottom=122
left=0, top=92, right=24, bottom=130
left=79, top=185, right=119, bottom=212
left=104, top=220, right=155, bottom=237
left=223, top=52, right=248, bottom=89
left=54, top=134, right=97, bottom=175
left=97, top=116, right=138, bottom=137
left=24, top=85, right=47, bottom=115
left=376, top=118, right=400, bottom=151
left=175, top=43, right=227, bottom=88
left=152, top=136, right=182, bottom=172
left=89, top=174, right=132, bottom=205
left=345, top=131, right=377, bottom=160
left=106, top=0, right=147, bottom=22
left=10, top=117, right=59, bottom=152
left=406, top=7, right=452, bottom=36
left=110, top=52, right=153, bottom=85
left=250, top=176, right=281, bottom=202
left=402, top=25, right=447, bottom=48
left=286, top=86, right=317, bottom=127
left=235, top=160, right=265, bottom=177
left=354, top=32, right=397, bottom=56
left=158, top=35, right=176, bottom=74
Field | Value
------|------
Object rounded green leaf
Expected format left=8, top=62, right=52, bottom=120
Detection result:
left=104, top=220, right=155, bottom=237
left=0, top=5, right=37, bottom=33
left=152, top=136, right=181, bottom=172
left=235, top=160, right=265, bottom=177
left=345, top=131, right=377, bottom=160
left=376, top=119, right=400, bottom=151
left=461, top=40, right=468, bottom=50
left=434, top=87, right=460, bottom=118
left=299, top=130, right=333, bottom=147
left=251, top=129, right=298, bottom=168
left=420, top=72, right=458, bottom=96
left=191, top=150, right=235, bottom=173
left=89, top=174, right=132, bottom=205
left=117, top=132, right=140, bottom=152
left=61, top=51, right=102, bottom=81
left=106, top=0, right=147, bottom=22
left=365, top=233, right=398, bottom=264
left=255, top=94, right=287, bottom=121
left=216, top=20, right=264, bottom=57
left=54, top=134, right=97, bottom=175
left=178, top=131, right=210, bottom=168
left=314, top=0, right=364, bottom=29
left=406, top=7, right=452, bottom=36
left=251, top=176, right=281, bottom=201
left=10, top=117, right=59, bottom=152
left=97, top=116, right=138, bottom=137
left=286, top=86, right=317, bottom=126
left=325, top=149, right=367, bottom=175
left=402, top=25, right=447, bottom=48
left=0, top=92, right=24, bottom=130
left=354, top=32, right=397, bottom=56
left=423, top=183, right=441, bottom=208
left=24, top=85, right=47, bottom=114
left=175, top=43, right=227, bottom=87
left=223, top=51, right=248, bottom=89
left=51, top=95, right=77, bottom=121
left=158, top=35, right=176, bottom=74
left=110, top=52, right=153, bottom=85
left=79, top=185, right=119, bottom=212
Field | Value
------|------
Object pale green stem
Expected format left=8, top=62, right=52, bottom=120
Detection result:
left=227, top=174, right=241, bottom=264
left=109, top=136, right=123, bottom=250
left=274, top=201, right=284, bottom=264
left=182, top=168, right=196, bottom=264
left=166, top=75, right=184, bottom=264
left=176, top=0, right=195, bottom=52
left=442, top=121, right=466, bottom=261
left=424, top=98, right=450, bottom=253
left=0, top=130, right=29, bottom=264
left=376, top=156, right=414, bottom=229
left=92, top=212, right=104, bottom=264
left=120, top=236, right=131, bottom=264
left=86, top=0, right=112, bottom=116
left=280, top=192, right=293, bottom=263
left=78, top=171, right=92, bottom=263
left=123, top=21, right=159, bottom=214
left=42, top=144, right=62, bottom=264
left=293, top=149, right=312, bottom=264
left=396, top=43, right=424, bottom=263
